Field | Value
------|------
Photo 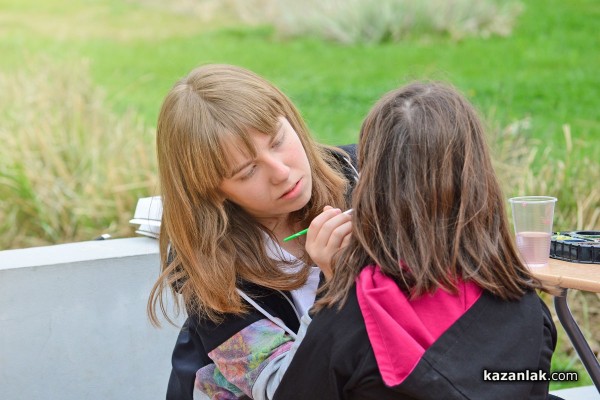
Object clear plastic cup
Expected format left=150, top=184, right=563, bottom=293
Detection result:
left=508, top=196, right=557, bottom=267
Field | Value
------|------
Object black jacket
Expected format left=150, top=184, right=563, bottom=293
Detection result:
left=273, top=269, right=557, bottom=400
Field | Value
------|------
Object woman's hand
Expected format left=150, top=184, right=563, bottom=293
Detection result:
left=305, top=206, right=352, bottom=280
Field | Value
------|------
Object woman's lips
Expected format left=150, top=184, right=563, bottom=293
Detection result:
left=280, top=179, right=302, bottom=199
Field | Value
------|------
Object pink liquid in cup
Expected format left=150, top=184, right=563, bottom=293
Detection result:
left=516, top=231, right=551, bottom=267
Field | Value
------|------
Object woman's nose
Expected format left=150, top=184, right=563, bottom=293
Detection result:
left=266, top=156, right=290, bottom=184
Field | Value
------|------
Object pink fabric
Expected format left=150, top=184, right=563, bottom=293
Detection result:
left=356, top=265, right=482, bottom=386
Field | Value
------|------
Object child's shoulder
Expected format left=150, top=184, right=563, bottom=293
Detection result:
left=310, top=286, right=367, bottom=339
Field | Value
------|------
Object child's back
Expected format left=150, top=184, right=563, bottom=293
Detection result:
left=274, top=81, right=557, bottom=400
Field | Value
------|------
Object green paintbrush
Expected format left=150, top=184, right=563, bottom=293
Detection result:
left=283, top=209, right=353, bottom=242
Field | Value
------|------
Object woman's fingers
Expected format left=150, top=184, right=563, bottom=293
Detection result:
left=321, top=218, right=352, bottom=249
left=305, top=207, right=353, bottom=279
left=308, top=208, right=350, bottom=247
left=340, top=222, right=353, bottom=248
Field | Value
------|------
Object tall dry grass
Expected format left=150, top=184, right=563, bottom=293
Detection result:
left=490, top=117, right=600, bottom=231
left=0, top=57, right=597, bottom=253
left=131, top=0, right=523, bottom=44
left=490, top=116, right=600, bottom=378
left=0, top=59, right=157, bottom=249
left=204, top=0, right=523, bottom=43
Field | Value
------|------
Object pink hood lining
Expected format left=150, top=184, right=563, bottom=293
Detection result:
left=355, top=265, right=482, bottom=386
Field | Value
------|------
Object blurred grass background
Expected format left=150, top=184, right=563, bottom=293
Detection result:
left=0, top=0, right=598, bottom=390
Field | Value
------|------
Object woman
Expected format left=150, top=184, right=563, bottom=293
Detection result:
left=147, top=64, right=358, bottom=399
left=274, top=81, right=558, bottom=400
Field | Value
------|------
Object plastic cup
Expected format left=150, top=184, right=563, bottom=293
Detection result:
left=508, top=196, right=557, bottom=267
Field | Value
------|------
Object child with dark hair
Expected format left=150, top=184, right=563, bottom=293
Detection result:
left=274, top=81, right=557, bottom=400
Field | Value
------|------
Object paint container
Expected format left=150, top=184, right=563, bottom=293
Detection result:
left=550, top=231, right=600, bottom=264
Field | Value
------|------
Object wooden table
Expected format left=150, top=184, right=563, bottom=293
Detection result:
left=532, top=259, right=600, bottom=391
left=535, top=259, right=600, bottom=293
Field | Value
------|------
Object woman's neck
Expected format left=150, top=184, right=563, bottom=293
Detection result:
left=265, top=217, right=305, bottom=260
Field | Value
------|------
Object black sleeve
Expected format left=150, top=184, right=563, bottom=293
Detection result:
left=166, top=311, right=263, bottom=400
left=166, top=317, right=211, bottom=400
left=166, top=311, right=264, bottom=400
left=330, top=144, right=358, bottom=203
left=166, top=285, right=300, bottom=399
left=336, top=144, right=357, bottom=169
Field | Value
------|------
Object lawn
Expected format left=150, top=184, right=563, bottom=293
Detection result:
left=0, top=0, right=598, bottom=390
left=1, top=0, right=598, bottom=155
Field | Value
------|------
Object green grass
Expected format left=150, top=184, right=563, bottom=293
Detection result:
left=2, top=0, right=597, bottom=157
left=0, top=0, right=598, bottom=389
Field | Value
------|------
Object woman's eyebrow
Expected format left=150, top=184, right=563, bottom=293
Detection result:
left=227, top=126, right=282, bottom=178
left=229, top=160, right=252, bottom=178
left=269, top=132, right=280, bottom=144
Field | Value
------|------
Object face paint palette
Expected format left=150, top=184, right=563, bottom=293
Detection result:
left=550, top=231, right=600, bottom=264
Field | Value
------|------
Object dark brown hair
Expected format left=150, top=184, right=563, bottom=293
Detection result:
left=318, top=81, right=547, bottom=309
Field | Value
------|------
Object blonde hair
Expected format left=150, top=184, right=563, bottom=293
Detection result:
left=148, top=64, right=349, bottom=324
left=318, top=81, right=549, bottom=310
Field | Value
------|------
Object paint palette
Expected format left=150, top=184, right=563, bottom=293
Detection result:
left=550, top=231, right=600, bottom=264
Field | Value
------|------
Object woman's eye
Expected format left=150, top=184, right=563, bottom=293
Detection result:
left=240, top=165, right=256, bottom=181
left=272, top=135, right=284, bottom=148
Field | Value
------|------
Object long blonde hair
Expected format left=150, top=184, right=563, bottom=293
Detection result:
left=318, top=81, right=548, bottom=310
left=148, top=64, right=349, bottom=324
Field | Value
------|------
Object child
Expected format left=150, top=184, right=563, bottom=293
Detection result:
left=147, top=64, right=357, bottom=399
left=274, top=81, right=557, bottom=400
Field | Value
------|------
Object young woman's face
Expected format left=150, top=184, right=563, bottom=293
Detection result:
left=219, top=117, right=312, bottom=226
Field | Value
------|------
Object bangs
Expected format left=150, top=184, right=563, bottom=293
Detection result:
left=200, top=99, right=282, bottom=180
left=162, top=65, right=297, bottom=195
